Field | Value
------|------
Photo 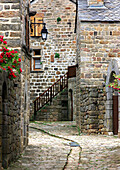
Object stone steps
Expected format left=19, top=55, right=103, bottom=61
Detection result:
left=35, top=88, right=68, bottom=121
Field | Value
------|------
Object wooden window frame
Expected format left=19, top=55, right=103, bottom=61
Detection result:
left=33, top=57, right=42, bottom=71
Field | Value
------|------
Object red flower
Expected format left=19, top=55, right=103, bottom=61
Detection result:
left=8, top=75, right=11, bottom=80
left=18, top=58, right=21, bottom=62
left=11, top=72, right=16, bottom=77
left=0, top=35, right=22, bottom=80
left=3, top=41, right=7, bottom=44
left=19, top=68, right=22, bottom=72
left=0, top=66, right=6, bottom=70
left=0, top=35, right=4, bottom=39
left=0, top=58, right=3, bottom=63
left=12, top=65, right=16, bottom=68
left=3, top=47, right=9, bottom=52
left=12, top=74, right=17, bottom=78
left=10, top=50, right=15, bottom=54
left=8, top=67, right=12, bottom=72
left=13, top=60, right=17, bottom=64
left=0, top=39, right=3, bottom=42
left=1, top=52, right=4, bottom=57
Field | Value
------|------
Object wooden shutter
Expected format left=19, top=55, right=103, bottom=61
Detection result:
left=25, top=15, right=28, bottom=47
left=35, top=17, right=43, bottom=36
left=25, top=15, right=30, bottom=50
left=30, top=16, right=43, bottom=36
left=30, top=16, right=35, bottom=36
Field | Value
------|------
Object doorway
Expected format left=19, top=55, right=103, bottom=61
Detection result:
left=113, top=95, right=118, bottom=135
left=2, top=82, right=8, bottom=168
left=69, top=89, right=73, bottom=121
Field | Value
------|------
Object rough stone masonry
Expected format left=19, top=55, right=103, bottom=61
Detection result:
left=0, top=0, right=31, bottom=168
left=76, top=0, right=120, bottom=135
left=30, top=0, right=77, bottom=118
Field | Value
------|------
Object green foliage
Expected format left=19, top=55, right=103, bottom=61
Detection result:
left=30, top=115, right=34, bottom=121
left=55, top=53, right=60, bottom=58
left=107, top=73, right=120, bottom=93
left=0, top=35, right=22, bottom=80
left=57, top=17, right=61, bottom=23
left=77, top=126, right=81, bottom=136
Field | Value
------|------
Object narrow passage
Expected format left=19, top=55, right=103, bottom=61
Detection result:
left=7, top=121, right=120, bottom=170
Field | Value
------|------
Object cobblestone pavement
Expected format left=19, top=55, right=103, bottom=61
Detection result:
left=7, top=121, right=120, bottom=170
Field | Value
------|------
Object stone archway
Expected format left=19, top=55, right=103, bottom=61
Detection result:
left=106, top=58, right=120, bottom=136
left=0, top=72, right=8, bottom=169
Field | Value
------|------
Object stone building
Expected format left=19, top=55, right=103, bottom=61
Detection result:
left=76, top=0, right=120, bottom=136
left=29, top=0, right=77, bottom=120
left=0, top=0, right=31, bottom=168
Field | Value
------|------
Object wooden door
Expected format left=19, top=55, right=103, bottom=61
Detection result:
left=113, top=95, right=118, bottom=135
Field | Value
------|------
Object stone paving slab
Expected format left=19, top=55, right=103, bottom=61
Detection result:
left=7, top=127, right=70, bottom=170
left=6, top=121, right=120, bottom=170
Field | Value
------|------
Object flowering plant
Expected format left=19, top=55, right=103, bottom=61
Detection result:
left=0, top=35, right=22, bottom=80
left=108, top=73, right=120, bottom=93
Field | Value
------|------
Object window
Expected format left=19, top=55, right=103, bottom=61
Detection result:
left=34, top=58, right=42, bottom=70
left=88, top=0, right=104, bottom=6
left=33, top=49, right=42, bottom=70
left=34, top=49, right=41, bottom=55
left=30, top=15, right=43, bottom=37
left=88, top=0, right=105, bottom=8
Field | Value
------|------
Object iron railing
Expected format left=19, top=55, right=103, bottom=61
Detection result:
left=33, top=72, right=68, bottom=118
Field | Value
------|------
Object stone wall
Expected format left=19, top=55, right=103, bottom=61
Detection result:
left=79, top=21, right=120, bottom=86
left=79, top=86, right=106, bottom=134
left=0, top=0, right=30, bottom=168
left=0, top=72, right=22, bottom=168
left=76, top=0, right=120, bottom=133
left=30, top=0, right=76, bottom=117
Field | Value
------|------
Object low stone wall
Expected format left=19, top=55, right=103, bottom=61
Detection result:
left=77, top=86, right=106, bottom=134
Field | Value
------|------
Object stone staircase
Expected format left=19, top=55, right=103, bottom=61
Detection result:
left=35, top=88, right=68, bottom=121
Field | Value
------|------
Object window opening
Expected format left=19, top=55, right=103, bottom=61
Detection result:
left=34, top=49, right=41, bottom=56
left=34, top=58, right=42, bottom=70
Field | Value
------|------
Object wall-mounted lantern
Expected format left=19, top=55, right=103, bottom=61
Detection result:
left=30, top=20, right=48, bottom=40
left=41, top=23, right=48, bottom=41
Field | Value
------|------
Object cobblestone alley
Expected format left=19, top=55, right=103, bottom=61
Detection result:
left=6, top=121, right=120, bottom=170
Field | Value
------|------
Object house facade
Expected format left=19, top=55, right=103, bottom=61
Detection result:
left=29, top=0, right=77, bottom=119
left=76, top=0, right=120, bottom=136
left=0, top=0, right=31, bottom=168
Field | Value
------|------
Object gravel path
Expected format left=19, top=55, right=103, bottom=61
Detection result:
left=7, top=121, right=120, bottom=170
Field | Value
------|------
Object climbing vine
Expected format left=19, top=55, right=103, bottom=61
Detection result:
left=0, top=35, right=22, bottom=80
